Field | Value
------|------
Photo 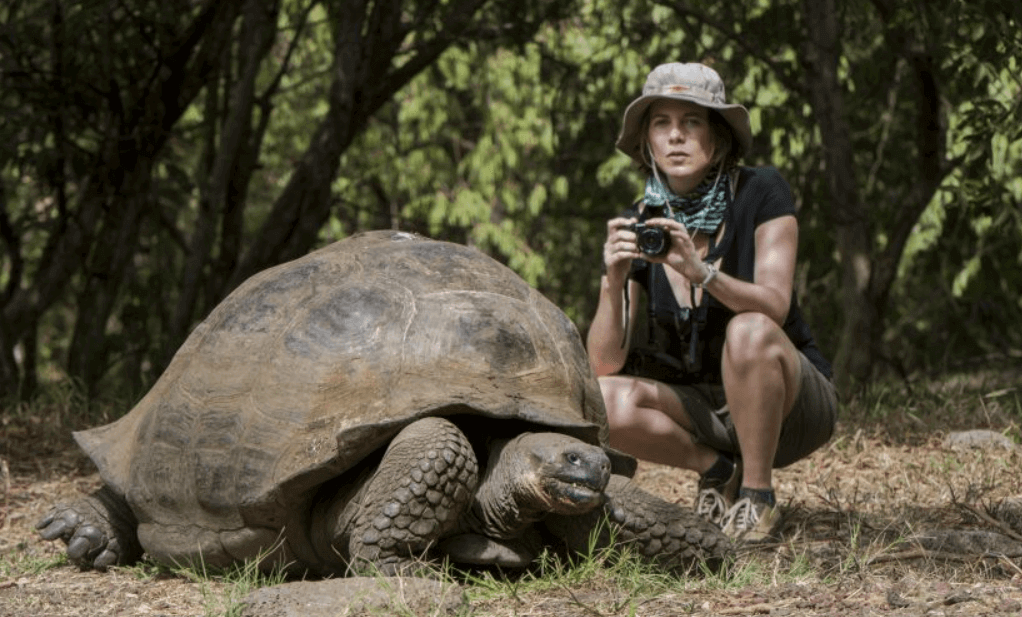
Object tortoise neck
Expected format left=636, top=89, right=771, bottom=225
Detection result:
left=468, top=435, right=545, bottom=538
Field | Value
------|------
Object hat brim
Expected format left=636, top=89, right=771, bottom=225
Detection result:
left=615, top=94, right=753, bottom=164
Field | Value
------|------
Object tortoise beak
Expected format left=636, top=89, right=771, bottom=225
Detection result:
left=539, top=443, right=611, bottom=512
left=559, top=446, right=612, bottom=491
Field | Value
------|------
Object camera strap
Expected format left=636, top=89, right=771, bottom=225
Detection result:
left=618, top=168, right=740, bottom=361
left=685, top=277, right=709, bottom=370
left=647, top=264, right=676, bottom=349
left=688, top=231, right=718, bottom=369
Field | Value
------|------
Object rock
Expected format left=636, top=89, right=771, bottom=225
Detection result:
left=992, top=496, right=1022, bottom=536
left=942, top=430, right=1018, bottom=451
left=240, top=577, right=467, bottom=617
left=908, top=529, right=1022, bottom=556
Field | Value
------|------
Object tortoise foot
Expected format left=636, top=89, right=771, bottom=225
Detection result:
left=546, top=474, right=733, bottom=574
left=342, top=417, right=479, bottom=574
left=36, top=485, right=142, bottom=569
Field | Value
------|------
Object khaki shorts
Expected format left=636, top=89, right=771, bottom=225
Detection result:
left=669, top=352, right=838, bottom=468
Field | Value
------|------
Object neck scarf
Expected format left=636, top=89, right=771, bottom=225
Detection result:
left=643, top=165, right=731, bottom=235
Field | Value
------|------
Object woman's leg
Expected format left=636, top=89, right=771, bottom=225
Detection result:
left=721, top=312, right=803, bottom=491
left=599, top=375, right=719, bottom=473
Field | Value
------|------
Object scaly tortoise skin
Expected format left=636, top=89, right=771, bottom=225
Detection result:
left=38, top=230, right=729, bottom=576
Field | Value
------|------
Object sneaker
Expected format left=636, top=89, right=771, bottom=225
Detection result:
left=720, top=496, right=781, bottom=542
left=695, top=460, right=742, bottom=526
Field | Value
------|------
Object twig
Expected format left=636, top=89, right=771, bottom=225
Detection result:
left=999, top=554, right=1022, bottom=577
left=717, top=599, right=797, bottom=615
left=0, top=457, right=9, bottom=531
left=956, top=501, right=1022, bottom=543
left=867, top=549, right=1004, bottom=565
left=559, top=583, right=609, bottom=617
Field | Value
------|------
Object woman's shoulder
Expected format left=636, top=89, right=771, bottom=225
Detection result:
left=736, top=165, right=788, bottom=191
left=735, top=165, right=795, bottom=214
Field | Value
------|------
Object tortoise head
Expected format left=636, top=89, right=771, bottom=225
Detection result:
left=518, top=432, right=612, bottom=514
left=486, top=432, right=611, bottom=519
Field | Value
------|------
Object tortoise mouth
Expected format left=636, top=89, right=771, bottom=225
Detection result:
left=542, top=476, right=606, bottom=513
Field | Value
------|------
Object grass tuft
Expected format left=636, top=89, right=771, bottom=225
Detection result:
left=172, top=553, right=290, bottom=617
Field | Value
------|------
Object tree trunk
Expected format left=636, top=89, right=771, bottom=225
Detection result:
left=0, top=320, right=19, bottom=399
left=170, top=0, right=280, bottom=349
left=66, top=163, right=151, bottom=393
left=228, top=0, right=492, bottom=291
left=801, top=0, right=875, bottom=392
left=863, top=5, right=949, bottom=363
left=58, top=0, right=245, bottom=393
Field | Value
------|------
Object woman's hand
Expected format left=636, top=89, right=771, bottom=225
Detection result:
left=635, top=215, right=797, bottom=325
left=641, top=217, right=713, bottom=284
left=603, top=216, right=640, bottom=282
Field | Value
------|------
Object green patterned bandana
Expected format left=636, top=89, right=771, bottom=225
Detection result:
left=643, top=166, right=731, bottom=235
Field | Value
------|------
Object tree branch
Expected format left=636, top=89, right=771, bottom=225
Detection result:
left=660, top=1, right=806, bottom=97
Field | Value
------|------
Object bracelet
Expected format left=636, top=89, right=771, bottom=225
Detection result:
left=698, top=263, right=718, bottom=288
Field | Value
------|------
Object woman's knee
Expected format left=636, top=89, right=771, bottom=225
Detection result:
left=597, top=376, right=647, bottom=429
left=724, top=312, right=788, bottom=367
left=723, top=312, right=803, bottom=411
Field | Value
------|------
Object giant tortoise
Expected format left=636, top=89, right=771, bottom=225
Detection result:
left=38, top=230, right=728, bottom=576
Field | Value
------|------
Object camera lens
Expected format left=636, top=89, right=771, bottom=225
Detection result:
left=637, top=226, right=669, bottom=256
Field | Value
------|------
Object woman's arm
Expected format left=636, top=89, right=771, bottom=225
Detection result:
left=647, top=213, right=798, bottom=326
left=587, top=216, right=642, bottom=376
left=587, top=277, right=640, bottom=376
left=699, top=214, right=796, bottom=325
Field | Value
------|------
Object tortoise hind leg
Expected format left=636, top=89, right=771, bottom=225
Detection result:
left=544, top=475, right=732, bottom=574
left=36, top=485, right=143, bottom=569
left=335, top=417, right=479, bottom=575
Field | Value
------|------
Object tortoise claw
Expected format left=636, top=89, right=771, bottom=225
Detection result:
left=36, top=508, right=83, bottom=543
left=37, top=513, right=77, bottom=542
left=35, top=511, right=55, bottom=530
left=66, top=525, right=108, bottom=562
left=93, top=548, right=120, bottom=569
left=36, top=487, right=142, bottom=569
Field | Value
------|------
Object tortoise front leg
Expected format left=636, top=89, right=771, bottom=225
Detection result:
left=36, top=485, right=143, bottom=569
left=339, top=417, right=479, bottom=575
left=545, top=475, right=732, bottom=574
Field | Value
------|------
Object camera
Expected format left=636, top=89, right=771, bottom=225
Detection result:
left=630, top=205, right=671, bottom=257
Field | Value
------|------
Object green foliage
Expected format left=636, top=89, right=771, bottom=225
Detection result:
left=1, top=0, right=1020, bottom=397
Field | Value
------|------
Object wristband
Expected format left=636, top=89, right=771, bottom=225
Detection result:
left=698, top=263, right=718, bottom=288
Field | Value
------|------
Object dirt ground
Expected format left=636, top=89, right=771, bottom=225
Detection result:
left=3, top=371, right=1022, bottom=616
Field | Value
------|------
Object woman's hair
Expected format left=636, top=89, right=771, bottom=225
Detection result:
left=636, top=107, right=737, bottom=176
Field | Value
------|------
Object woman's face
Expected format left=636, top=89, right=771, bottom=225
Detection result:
left=646, top=99, right=715, bottom=195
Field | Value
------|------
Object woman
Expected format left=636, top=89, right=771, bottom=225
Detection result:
left=587, top=62, right=838, bottom=541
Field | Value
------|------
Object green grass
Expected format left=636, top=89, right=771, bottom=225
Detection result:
left=462, top=516, right=830, bottom=616
left=0, top=551, right=67, bottom=578
left=172, top=554, right=290, bottom=617
left=461, top=518, right=694, bottom=615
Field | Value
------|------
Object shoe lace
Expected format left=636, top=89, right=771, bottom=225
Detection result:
left=696, top=487, right=727, bottom=524
left=722, top=497, right=760, bottom=533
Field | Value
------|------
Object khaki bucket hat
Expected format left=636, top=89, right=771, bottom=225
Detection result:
left=616, top=62, right=752, bottom=164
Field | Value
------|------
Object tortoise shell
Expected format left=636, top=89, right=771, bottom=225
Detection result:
left=76, top=231, right=622, bottom=554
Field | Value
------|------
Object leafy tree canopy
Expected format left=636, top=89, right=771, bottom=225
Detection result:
left=1, top=0, right=1019, bottom=401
